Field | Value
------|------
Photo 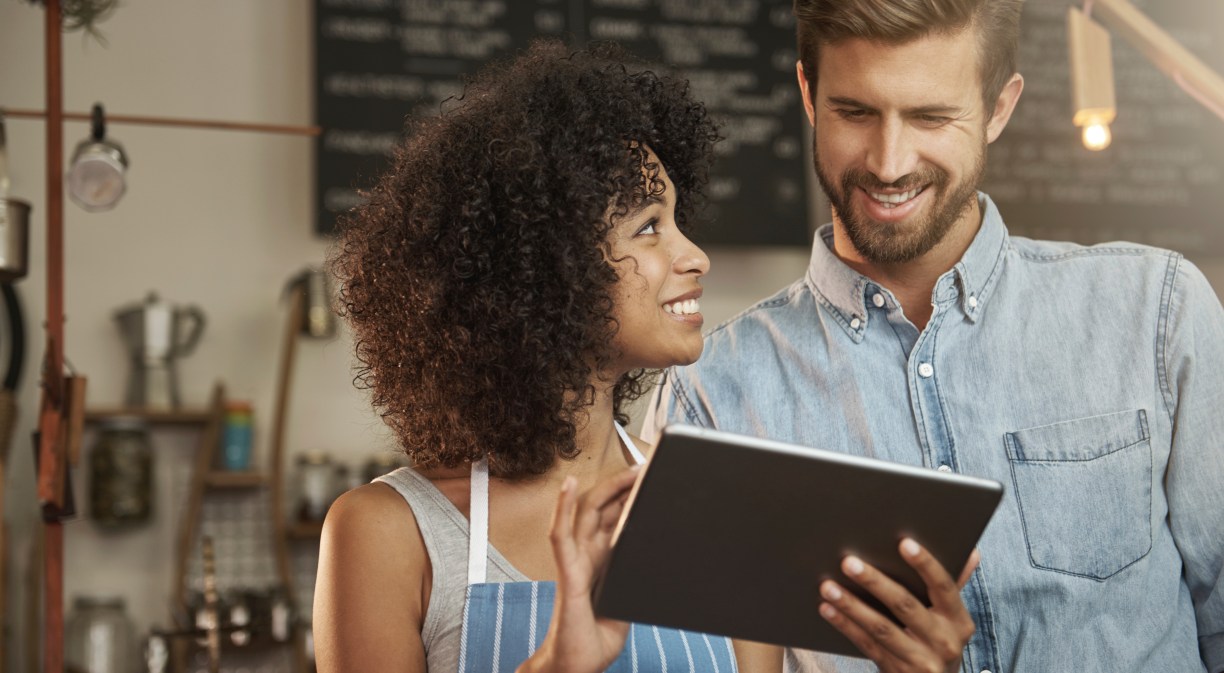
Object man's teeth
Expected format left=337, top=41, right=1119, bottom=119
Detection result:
left=869, top=187, right=922, bottom=208
left=663, top=299, right=700, bottom=315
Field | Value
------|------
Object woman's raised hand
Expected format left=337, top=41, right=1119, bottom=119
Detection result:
left=517, top=467, right=641, bottom=673
left=817, top=541, right=981, bottom=673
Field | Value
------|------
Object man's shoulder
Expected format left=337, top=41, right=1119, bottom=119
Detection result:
left=667, top=278, right=817, bottom=389
left=1007, top=235, right=1181, bottom=267
left=703, top=278, right=814, bottom=344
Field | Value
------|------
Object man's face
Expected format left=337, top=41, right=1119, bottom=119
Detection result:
left=801, top=28, right=996, bottom=265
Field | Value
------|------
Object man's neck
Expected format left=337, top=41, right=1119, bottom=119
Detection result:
left=830, top=200, right=983, bottom=331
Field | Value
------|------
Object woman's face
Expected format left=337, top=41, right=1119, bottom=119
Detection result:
left=605, top=150, right=711, bottom=373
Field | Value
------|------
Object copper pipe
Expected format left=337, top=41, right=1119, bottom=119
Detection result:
left=4, top=108, right=321, bottom=137
left=42, top=1, right=66, bottom=671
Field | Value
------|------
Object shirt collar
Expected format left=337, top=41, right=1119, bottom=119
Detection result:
left=805, top=192, right=1009, bottom=338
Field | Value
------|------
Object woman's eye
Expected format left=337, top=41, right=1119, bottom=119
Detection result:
left=636, top=219, right=659, bottom=236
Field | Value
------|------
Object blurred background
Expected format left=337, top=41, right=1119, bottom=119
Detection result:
left=0, top=1, right=1221, bottom=672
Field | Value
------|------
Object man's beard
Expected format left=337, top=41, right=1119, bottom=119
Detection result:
left=814, top=139, right=985, bottom=264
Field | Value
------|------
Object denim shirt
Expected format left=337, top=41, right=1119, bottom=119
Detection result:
left=643, top=194, right=1224, bottom=673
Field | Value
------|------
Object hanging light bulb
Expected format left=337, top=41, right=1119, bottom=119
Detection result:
left=66, top=103, right=129, bottom=211
left=1068, top=6, right=1117, bottom=151
left=1082, top=122, right=1112, bottom=151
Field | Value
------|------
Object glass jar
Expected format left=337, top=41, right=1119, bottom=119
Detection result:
left=296, top=451, right=334, bottom=522
left=89, top=418, right=153, bottom=527
left=362, top=452, right=406, bottom=483
left=66, top=596, right=136, bottom=673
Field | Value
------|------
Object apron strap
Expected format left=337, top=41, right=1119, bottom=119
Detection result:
left=467, top=421, right=641, bottom=585
left=615, top=421, right=646, bottom=466
left=468, top=455, right=491, bottom=585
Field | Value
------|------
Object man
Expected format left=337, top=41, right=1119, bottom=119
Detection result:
left=644, top=1, right=1224, bottom=672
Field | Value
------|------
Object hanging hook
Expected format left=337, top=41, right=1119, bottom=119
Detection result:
left=90, top=102, right=106, bottom=142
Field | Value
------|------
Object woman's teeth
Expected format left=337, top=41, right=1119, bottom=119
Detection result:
left=664, top=299, right=700, bottom=315
left=869, top=187, right=922, bottom=208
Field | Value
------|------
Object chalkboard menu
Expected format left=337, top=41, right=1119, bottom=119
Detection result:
left=314, top=0, right=809, bottom=245
left=983, top=0, right=1224, bottom=253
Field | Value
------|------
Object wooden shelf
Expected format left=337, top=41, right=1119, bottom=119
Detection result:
left=85, top=408, right=214, bottom=424
left=202, top=471, right=267, bottom=489
left=285, top=521, right=324, bottom=539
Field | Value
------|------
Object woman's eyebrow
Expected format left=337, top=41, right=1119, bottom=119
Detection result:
left=622, top=192, right=665, bottom=219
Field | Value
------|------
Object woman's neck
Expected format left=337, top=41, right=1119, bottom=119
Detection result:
left=552, top=382, right=630, bottom=486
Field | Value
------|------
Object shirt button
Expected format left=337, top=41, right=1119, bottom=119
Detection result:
left=850, top=317, right=861, bottom=329
left=968, top=295, right=979, bottom=309
left=872, top=293, right=885, bottom=308
left=980, top=670, right=993, bottom=673
left=917, top=362, right=934, bottom=378
left=937, top=464, right=952, bottom=473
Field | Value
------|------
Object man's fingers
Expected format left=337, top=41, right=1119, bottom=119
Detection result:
left=818, top=599, right=890, bottom=665
left=897, top=539, right=966, bottom=614
left=817, top=580, right=911, bottom=664
left=956, top=548, right=981, bottom=589
left=838, top=554, right=938, bottom=643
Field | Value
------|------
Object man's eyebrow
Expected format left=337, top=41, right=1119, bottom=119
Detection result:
left=825, top=96, right=963, bottom=116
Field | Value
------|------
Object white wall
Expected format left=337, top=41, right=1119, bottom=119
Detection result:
left=0, top=2, right=389, bottom=670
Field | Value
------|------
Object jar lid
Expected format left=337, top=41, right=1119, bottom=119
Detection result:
left=365, top=453, right=403, bottom=469
left=73, top=595, right=126, bottom=609
left=98, top=416, right=148, bottom=432
left=297, top=450, right=331, bottom=465
left=225, top=400, right=253, bottom=413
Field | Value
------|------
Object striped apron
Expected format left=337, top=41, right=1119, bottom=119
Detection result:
left=457, top=423, right=738, bottom=673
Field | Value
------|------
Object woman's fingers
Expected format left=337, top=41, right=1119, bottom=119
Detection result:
left=548, top=476, right=580, bottom=565
left=572, top=467, right=640, bottom=544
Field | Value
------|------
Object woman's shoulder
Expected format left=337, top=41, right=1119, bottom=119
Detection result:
left=323, top=481, right=425, bottom=558
left=316, top=482, right=432, bottom=671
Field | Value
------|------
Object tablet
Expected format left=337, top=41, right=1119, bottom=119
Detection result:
left=592, top=423, right=1004, bottom=658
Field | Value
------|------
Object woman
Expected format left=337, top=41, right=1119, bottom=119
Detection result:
left=316, top=40, right=976, bottom=673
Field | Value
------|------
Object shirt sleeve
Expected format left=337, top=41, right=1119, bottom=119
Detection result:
left=1160, top=257, right=1224, bottom=672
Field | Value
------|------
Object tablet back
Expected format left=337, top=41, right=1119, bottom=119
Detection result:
left=592, top=424, right=1004, bottom=658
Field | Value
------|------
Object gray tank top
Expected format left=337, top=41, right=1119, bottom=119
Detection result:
left=375, top=466, right=529, bottom=672
left=374, top=424, right=645, bottom=672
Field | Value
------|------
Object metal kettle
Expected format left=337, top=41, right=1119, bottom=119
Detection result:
left=0, top=112, right=30, bottom=283
left=114, top=292, right=206, bottom=409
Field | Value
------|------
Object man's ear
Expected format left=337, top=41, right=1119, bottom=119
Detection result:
left=986, top=73, right=1024, bottom=143
left=797, top=61, right=817, bottom=127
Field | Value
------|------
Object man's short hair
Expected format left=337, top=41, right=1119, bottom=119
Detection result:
left=793, top=0, right=1024, bottom=113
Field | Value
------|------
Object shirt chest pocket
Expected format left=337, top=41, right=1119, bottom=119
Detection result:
left=1003, top=409, right=1153, bottom=580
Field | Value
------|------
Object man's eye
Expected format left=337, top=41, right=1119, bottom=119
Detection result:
left=919, top=114, right=951, bottom=126
left=636, top=219, right=659, bottom=236
left=836, top=109, right=868, bottom=120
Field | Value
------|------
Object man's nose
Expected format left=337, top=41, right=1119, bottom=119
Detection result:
left=864, top=118, right=918, bottom=185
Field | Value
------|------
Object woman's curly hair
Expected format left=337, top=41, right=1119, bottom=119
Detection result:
left=332, top=40, right=719, bottom=478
